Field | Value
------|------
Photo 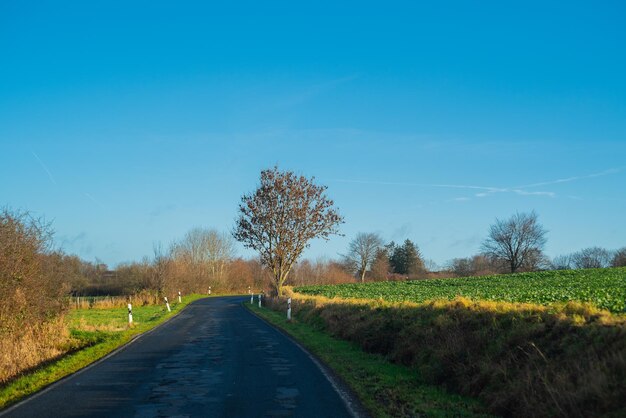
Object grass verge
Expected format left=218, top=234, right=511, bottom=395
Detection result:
left=246, top=303, right=491, bottom=418
left=0, top=294, right=206, bottom=410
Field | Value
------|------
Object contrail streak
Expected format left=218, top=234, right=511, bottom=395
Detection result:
left=84, top=193, right=105, bottom=209
left=32, top=151, right=57, bottom=185
left=328, top=178, right=503, bottom=192
left=515, top=167, right=624, bottom=189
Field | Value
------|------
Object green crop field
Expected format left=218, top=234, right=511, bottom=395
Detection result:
left=294, top=267, right=626, bottom=313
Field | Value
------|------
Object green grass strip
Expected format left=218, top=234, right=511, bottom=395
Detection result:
left=247, top=303, right=493, bottom=418
left=0, top=294, right=206, bottom=410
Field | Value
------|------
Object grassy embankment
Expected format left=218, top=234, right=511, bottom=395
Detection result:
left=0, top=294, right=206, bottom=409
left=247, top=303, right=491, bottom=418
left=261, top=268, right=626, bottom=417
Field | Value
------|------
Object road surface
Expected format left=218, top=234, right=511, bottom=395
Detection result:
left=3, top=297, right=357, bottom=418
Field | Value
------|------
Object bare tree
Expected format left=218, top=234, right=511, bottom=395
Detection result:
left=481, top=211, right=547, bottom=273
left=520, top=248, right=551, bottom=271
left=172, top=228, right=234, bottom=265
left=233, top=167, right=343, bottom=296
left=170, top=228, right=235, bottom=290
left=613, top=247, right=626, bottom=267
left=149, top=242, right=169, bottom=294
left=570, top=247, right=611, bottom=269
left=449, top=257, right=474, bottom=277
left=343, top=232, right=383, bottom=282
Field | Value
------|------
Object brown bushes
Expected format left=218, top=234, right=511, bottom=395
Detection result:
left=271, top=293, right=626, bottom=417
left=289, top=259, right=356, bottom=286
left=0, top=209, right=75, bottom=384
left=0, top=209, right=68, bottom=333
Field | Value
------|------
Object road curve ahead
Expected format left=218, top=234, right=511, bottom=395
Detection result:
left=4, top=297, right=355, bottom=418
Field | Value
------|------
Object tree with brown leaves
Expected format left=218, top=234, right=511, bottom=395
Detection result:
left=233, top=167, right=343, bottom=296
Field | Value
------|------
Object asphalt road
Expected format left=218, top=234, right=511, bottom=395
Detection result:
left=3, top=297, right=356, bottom=418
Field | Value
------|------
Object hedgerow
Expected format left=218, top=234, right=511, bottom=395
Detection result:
left=268, top=292, right=626, bottom=417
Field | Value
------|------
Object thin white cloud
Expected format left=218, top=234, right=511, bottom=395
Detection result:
left=512, top=189, right=555, bottom=197
left=330, top=178, right=505, bottom=192
left=515, top=167, right=624, bottom=189
left=274, top=74, right=359, bottom=108
left=329, top=166, right=623, bottom=202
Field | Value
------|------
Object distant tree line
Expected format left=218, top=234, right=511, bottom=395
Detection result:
left=341, top=234, right=427, bottom=281
left=552, top=246, right=626, bottom=270
left=6, top=168, right=624, bottom=385
left=3, top=166, right=625, bottom=318
left=77, top=228, right=269, bottom=297
left=341, top=211, right=625, bottom=281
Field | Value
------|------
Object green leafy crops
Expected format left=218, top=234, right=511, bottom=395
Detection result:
left=295, top=267, right=626, bottom=313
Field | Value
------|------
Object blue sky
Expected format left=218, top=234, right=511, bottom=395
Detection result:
left=1, top=1, right=625, bottom=267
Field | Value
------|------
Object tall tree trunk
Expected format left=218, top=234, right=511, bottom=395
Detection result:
left=275, top=271, right=284, bottom=296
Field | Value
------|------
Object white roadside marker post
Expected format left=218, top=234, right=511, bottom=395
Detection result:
left=178, top=291, right=182, bottom=303
left=258, top=293, right=262, bottom=308
left=249, top=287, right=253, bottom=304
left=208, top=286, right=211, bottom=295
left=164, top=296, right=171, bottom=312
left=128, top=303, right=133, bottom=325
left=287, top=297, right=292, bottom=321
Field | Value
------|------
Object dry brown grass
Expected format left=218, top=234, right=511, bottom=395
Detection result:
left=70, top=291, right=163, bottom=310
left=268, top=289, right=626, bottom=417
left=0, top=317, right=77, bottom=385
left=73, top=317, right=126, bottom=332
